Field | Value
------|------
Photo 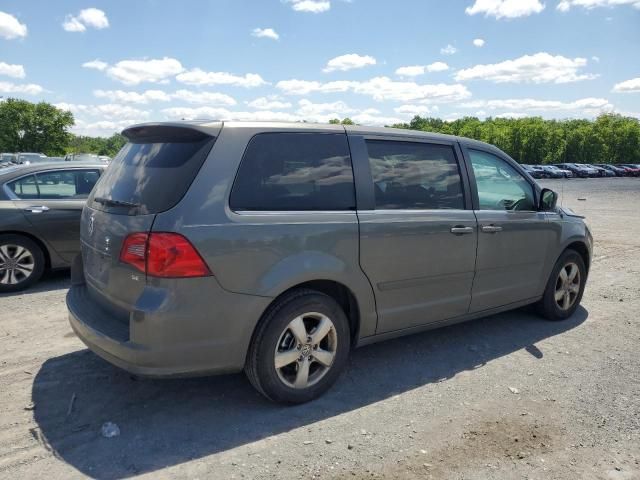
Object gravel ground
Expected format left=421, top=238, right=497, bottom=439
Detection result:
left=0, top=177, right=638, bottom=480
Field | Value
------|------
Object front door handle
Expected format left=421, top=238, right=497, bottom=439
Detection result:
left=450, top=226, right=474, bottom=235
left=24, top=205, right=50, bottom=213
left=481, top=224, right=503, bottom=233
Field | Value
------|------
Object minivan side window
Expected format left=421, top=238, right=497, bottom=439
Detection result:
left=365, top=140, right=464, bottom=210
left=468, top=150, right=535, bottom=211
left=230, top=133, right=355, bottom=211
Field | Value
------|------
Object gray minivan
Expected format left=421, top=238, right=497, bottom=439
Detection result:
left=67, top=121, right=592, bottom=403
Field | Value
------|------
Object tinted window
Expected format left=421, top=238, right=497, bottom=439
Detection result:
left=90, top=128, right=215, bottom=214
left=7, top=170, right=101, bottom=200
left=469, top=150, right=535, bottom=211
left=366, top=140, right=464, bottom=210
left=230, top=133, right=355, bottom=211
left=7, top=175, right=39, bottom=199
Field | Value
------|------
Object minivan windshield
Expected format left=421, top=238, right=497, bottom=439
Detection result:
left=89, top=128, right=215, bottom=214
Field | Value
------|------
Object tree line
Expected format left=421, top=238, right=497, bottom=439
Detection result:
left=389, top=114, right=640, bottom=165
left=0, top=98, right=125, bottom=158
left=2, top=98, right=639, bottom=164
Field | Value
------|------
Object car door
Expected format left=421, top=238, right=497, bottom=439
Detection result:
left=350, top=134, right=478, bottom=334
left=461, top=147, right=554, bottom=312
left=9, top=168, right=102, bottom=263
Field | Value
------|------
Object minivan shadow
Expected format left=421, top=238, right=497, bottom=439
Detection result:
left=32, top=307, right=587, bottom=479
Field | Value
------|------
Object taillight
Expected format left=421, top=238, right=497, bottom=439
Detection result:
left=119, top=232, right=211, bottom=278
left=119, top=233, right=148, bottom=273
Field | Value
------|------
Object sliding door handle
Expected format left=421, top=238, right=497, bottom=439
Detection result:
left=450, top=226, right=474, bottom=235
left=481, top=225, right=503, bottom=233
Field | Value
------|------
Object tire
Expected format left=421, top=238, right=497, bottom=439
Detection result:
left=536, top=249, right=586, bottom=321
left=0, top=234, right=45, bottom=293
left=245, top=289, right=351, bottom=404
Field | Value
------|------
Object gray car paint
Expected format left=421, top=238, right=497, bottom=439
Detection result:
left=67, top=121, right=592, bottom=377
left=0, top=163, right=106, bottom=269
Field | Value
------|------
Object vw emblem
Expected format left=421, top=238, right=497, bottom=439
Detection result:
left=88, top=214, right=95, bottom=236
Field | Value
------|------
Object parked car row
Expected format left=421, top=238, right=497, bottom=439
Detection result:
left=522, top=162, right=640, bottom=178
left=0, top=152, right=110, bottom=168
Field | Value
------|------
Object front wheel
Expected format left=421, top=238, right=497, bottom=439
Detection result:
left=0, top=234, right=45, bottom=293
left=536, top=249, right=586, bottom=321
left=245, top=289, right=351, bottom=404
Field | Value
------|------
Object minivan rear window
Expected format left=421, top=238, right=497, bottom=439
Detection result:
left=89, top=128, right=215, bottom=214
left=230, top=133, right=355, bottom=211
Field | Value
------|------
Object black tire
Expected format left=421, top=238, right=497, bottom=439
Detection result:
left=245, top=289, right=351, bottom=404
left=0, top=234, right=45, bottom=293
left=536, top=249, right=586, bottom=321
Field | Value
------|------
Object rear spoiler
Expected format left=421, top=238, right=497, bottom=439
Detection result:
left=122, top=122, right=223, bottom=143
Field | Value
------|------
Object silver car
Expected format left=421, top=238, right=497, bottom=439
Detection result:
left=67, top=121, right=592, bottom=403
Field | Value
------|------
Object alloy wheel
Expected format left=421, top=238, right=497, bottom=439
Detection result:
left=0, top=244, right=35, bottom=285
left=554, top=262, right=581, bottom=311
left=274, top=312, right=337, bottom=389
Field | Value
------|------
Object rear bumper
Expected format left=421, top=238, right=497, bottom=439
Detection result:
left=67, top=279, right=272, bottom=377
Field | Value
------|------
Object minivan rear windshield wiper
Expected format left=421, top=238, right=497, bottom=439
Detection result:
left=93, top=197, right=140, bottom=208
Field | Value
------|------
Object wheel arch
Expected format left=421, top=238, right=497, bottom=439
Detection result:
left=563, top=241, right=591, bottom=273
left=251, top=279, right=362, bottom=350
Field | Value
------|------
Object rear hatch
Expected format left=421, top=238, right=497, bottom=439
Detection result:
left=80, top=123, right=219, bottom=321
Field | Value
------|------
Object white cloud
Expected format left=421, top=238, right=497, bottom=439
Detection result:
left=454, top=52, right=597, bottom=84
left=557, top=0, right=640, bottom=11
left=252, top=27, right=279, bottom=40
left=351, top=77, right=471, bottom=103
left=473, top=38, right=486, bottom=47
left=0, top=81, right=43, bottom=95
left=171, top=89, right=237, bottom=106
left=63, top=8, right=109, bottom=32
left=394, top=104, right=434, bottom=116
left=62, top=17, right=85, bottom=32
left=495, top=112, right=529, bottom=118
left=162, top=106, right=301, bottom=122
left=0, top=61, right=25, bottom=78
left=297, top=99, right=354, bottom=116
left=465, top=0, right=545, bottom=18
left=351, top=109, right=405, bottom=126
left=107, top=57, right=184, bottom=85
left=56, top=102, right=150, bottom=120
left=612, top=77, right=640, bottom=93
left=82, top=59, right=108, bottom=71
left=72, top=118, right=145, bottom=137
left=461, top=97, right=614, bottom=116
left=161, top=105, right=403, bottom=127
left=440, top=44, right=458, bottom=55
left=591, top=56, right=600, bottom=62
left=94, top=89, right=171, bottom=103
left=323, top=53, right=377, bottom=73
left=276, top=77, right=471, bottom=103
left=395, top=62, right=449, bottom=77
left=0, top=11, right=27, bottom=39
left=246, top=96, right=292, bottom=109
left=285, top=0, right=331, bottom=13
left=176, top=68, right=267, bottom=88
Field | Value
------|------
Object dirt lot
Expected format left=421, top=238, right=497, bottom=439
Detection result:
left=0, top=178, right=638, bottom=480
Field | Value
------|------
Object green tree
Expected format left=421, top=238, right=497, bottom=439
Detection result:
left=0, top=98, right=74, bottom=155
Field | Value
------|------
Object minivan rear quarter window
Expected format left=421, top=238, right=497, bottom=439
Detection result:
left=90, top=127, right=216, bottom=214
left=230, top=133, right=355, bottom=211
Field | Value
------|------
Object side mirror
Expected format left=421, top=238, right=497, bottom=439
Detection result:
left=539, top=188, right=558, bottom=211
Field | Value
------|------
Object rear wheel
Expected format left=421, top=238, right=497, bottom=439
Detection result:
left=536, top=249, right=586, bottom=321
left=0, top=234, right=45, bottom=293
left=245, top=289, right=350, bottom=404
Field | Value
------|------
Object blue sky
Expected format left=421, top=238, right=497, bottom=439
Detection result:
left=1, top=0, right=640, bottom=136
